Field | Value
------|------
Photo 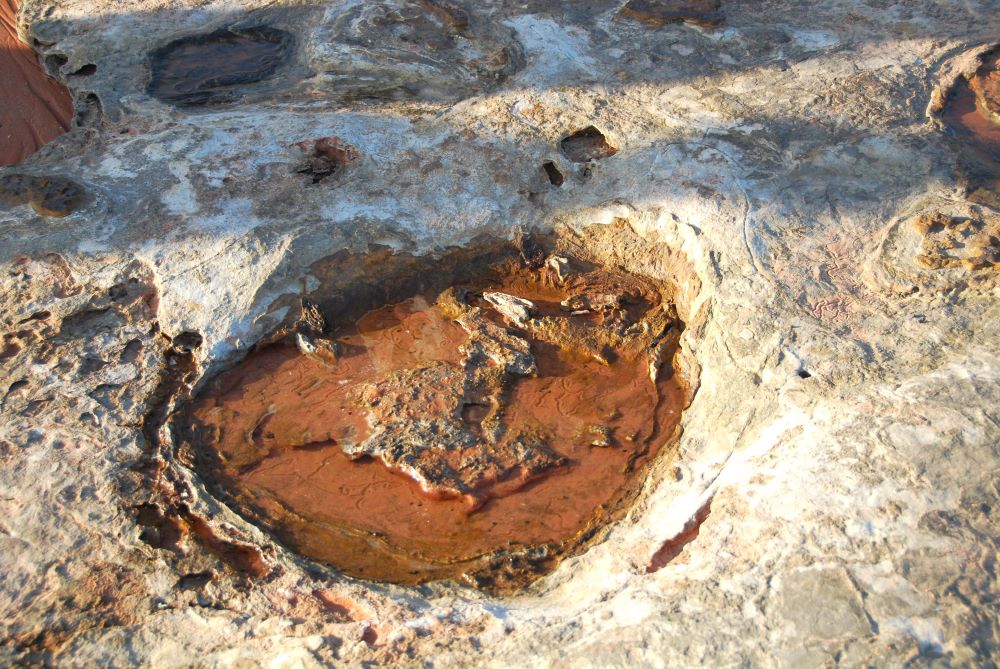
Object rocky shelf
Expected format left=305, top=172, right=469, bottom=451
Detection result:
left=0, top=0, right=998, bottom=667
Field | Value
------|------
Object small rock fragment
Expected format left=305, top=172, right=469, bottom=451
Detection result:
left=560, top=292, right=623, bottom=316
left=295, top=332, right=340, bottom=363
left=585, top=424, right=613, bottom=447
left=295, top=333, right=316, bottom=355
left=912, top=212, right=950, bottom=236
left=911, top=211, right=1000, bottom=274
left=546, top=255, right=569, bottom=284
left=483, top=291, right=535, bottom=325
left=456, top=308, right=536, bottom=376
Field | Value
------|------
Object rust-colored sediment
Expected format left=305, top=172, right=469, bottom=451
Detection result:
left=0, top=0, right=72, bottom=166
left=969, top=49, right=1000, bottom=124
left=940, top=49, right=1000, bottom=206
left=177, top=257, right=686, bottom=590
left=944, top=74, right=1000, bottom=162
left=646, top=499, right=711, bottom=573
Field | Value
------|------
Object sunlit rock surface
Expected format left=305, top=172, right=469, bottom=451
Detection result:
left=0, top=0, right=998, bottom=666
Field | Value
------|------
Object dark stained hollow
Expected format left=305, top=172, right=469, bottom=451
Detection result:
left=560, top=126, right=618, bottom=163
left=148, top=26, right=293, bottom=106
left=73, top=92, right=102, bottom=128
left=0, top=173, right=87, bottom=217
left=419, top=0, right=470, bottom=30
left=542, top=161, right=564, bottom=186
left=43, top=53, right=67, bottom=75
left=69, top=63, right=97, bottom=77
left=296, top=137, right=360, bottom=184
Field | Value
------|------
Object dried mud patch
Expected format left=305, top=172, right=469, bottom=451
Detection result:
left=141, top=223, right=702, bottom=596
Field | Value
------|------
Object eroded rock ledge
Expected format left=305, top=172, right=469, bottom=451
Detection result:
left=0, top=0, right=998, bottom=667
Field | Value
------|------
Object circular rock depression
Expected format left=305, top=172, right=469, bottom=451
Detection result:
left=938, top=44, right=1000, bottom=206
left=169, top=231, right=693, bottom=592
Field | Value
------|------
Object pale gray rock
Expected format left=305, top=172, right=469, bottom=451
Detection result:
left=0, top=0, right=998, bottom=667
left=482, top=291, right=535, bottom=324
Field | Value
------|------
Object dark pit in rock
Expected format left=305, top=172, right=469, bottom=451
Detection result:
left=970, top=48, right=1000, bottom=123
left=171, top=234, right=691, bottom=593
left=148, top=26, right=293, bottom=106
left=295, top=137, right=360, bottom=184
left=542, top=161, right=564, bottom=186
left=561, top=126, right=618, bottom=163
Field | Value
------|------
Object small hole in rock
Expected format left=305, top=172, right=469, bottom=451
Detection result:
left=176, top=571, right=214, bottom=590
left=44, top=54, right=67, bottom=75
left=74, top=92, right=102, bottom=128
left=7, top=379, right=28, bottom=395
left=19, top=310, right=51, bottom=323
left=542, top=161, right=564, bottom=186
left=560, top=126, right=618, bottom=163
left=296, top=137, right=360, bottom=184
left=171, top=331, right=203, bottom=353
left=797, top=369, right=811, bottom=379
left=0, top=339, right=23, bottom=360
left=69, top=63, right=97, bottom=77
left=135, top=504, right=186, bottom=552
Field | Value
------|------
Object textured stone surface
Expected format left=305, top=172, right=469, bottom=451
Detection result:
left=0, top=0, right=999, bottom=666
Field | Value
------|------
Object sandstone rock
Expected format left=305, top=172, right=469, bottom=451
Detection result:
left=482, top=290, right=535, bottom=324
left=0, top=0, right=999, bottom=666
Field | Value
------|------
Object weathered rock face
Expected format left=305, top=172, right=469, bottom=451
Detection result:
left=1, top=0, right=999, bottom=667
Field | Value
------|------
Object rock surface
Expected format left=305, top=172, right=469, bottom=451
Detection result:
left=0, top=0, right=999, bottom=666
